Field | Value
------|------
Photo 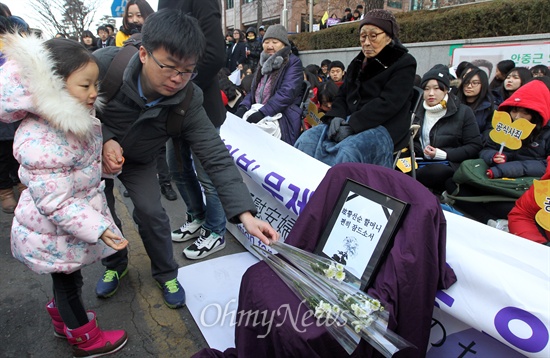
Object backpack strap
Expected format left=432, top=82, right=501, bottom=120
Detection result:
left=100, top=46, right=139, bottom=103
left=166, top=84, right=195, bottom=137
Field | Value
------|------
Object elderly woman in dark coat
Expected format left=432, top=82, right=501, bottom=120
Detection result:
left=234, top=25, right=304, bottom=145
left=295, top=9, right=417, bottom=167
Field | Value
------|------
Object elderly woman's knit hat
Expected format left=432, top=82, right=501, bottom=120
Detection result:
left=359, top=9, right=399, bottom=39
left=263, top=24, right=290, bottom=47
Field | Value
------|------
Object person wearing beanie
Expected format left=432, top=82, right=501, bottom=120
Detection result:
left=489, top=59, right=515, bottom=89
left=295, top=9, right=417, bottom=170
left=233, top=24, right=304, bottom=145
left=245, top=26, right=262, bottom=72
left=328, top=60, right=345, bottom=85
left=446, top=80, right=550, bottom=225
left=413, top=68, right=482, bottom=194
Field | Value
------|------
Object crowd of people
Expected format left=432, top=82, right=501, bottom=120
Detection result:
left=1, top=1, right=549, bottom=356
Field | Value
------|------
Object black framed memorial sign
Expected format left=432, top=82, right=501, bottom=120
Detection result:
left=314, top=179, right=409, bottom=291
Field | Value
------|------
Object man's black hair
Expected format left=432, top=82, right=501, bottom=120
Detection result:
left=328, top=60, right=345, bottom=71
left=141, top=9, right=205, bottom=62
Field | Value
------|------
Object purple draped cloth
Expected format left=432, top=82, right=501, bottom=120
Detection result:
left=194, top=163, right=457, bottom=358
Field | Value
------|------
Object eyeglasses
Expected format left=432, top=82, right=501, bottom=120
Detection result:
left=147, top=50, right=198, bottom=80
left=464, top=81, right=481, bottom=87
left=360, top=31, right=385, bottom=43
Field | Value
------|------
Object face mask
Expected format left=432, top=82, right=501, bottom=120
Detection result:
left=247, top=34, right=255, bottom=40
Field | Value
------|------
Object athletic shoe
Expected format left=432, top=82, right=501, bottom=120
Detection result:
left=96, top=267, right=128, bottom=298
left=160, top=183, right=177, bottom=201
left=171, top=214, right=205, bottom=242
left=157, top=278, right=186, bottom=309
left=183, top=227, right=226, bottom=260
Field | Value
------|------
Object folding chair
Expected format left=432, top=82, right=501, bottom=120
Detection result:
left=393, top=86, right=424, bottom=179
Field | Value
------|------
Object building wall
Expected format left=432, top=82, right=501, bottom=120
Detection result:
left=221, top=0, right=491, bottom=33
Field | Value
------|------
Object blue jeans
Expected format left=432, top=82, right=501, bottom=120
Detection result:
left=295, top=124, right=394, bottom=168
left=166, top=135, right=226, bottom=235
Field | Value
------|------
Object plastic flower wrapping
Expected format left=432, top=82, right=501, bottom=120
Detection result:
left=252, top=241, right=414, bottom=357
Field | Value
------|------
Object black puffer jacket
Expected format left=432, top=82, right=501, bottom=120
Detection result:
left=414, top=94, right=482, bottom=168
left=245, top=27, right=262, bottom=71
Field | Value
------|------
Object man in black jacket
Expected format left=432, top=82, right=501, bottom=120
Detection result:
left=94, top=10, right=278, bottom=309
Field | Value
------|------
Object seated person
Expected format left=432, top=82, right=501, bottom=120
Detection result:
left=489, top=59, right=515, bottom=89
left=414, top=68, right=482, bottom=194
left=327, top=60, right=346, bottom=87
left=531, top=64, right=549, bottom=78
left=446, top=80, right=550, bottom=224
left=317, top=80, right=339, bottom=114
left=457, top=66, right=495, bottom=138
left=218, top=68, right=245, bottom=114
left=294, top=10, right=416, bottom=168
left=492, top=67, right=532, bottom=106
left=234, top=25, right=304, bottom=145
left=508, top=156, right=550, bottom=246
left=319, top=58, right=331, bottom=82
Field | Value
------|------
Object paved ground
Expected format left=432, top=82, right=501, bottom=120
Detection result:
left=0, top=180, right=246, bottom=357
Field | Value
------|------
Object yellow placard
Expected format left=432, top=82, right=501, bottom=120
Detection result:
left=533, top=179, right=550, bottom=231
left=304, top=101, right=324, bottom=128
left=489, top=110, right=535, bottom=150
left=396, top=157, right=418, bottom=173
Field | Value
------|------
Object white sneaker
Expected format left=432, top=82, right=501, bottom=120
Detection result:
left=171, top=215, right=205, bottom=242
left=183, top=228, right=225, bottom=260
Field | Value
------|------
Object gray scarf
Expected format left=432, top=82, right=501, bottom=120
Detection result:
left=259, top=46, right=291, bottom=75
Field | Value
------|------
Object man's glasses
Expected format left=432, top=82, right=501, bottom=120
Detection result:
left=148, top=50, right=198, bottom=80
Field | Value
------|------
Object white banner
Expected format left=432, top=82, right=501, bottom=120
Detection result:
left=220, top=113, right=550, bottom=356
left=451, top=43, right=550, bottom=81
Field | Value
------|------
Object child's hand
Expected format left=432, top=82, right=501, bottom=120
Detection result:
left=493, top=153, right=507, bottom=164
left=100, top=229, right=128, bottom=251
left=102, top=140, right=125, bottom=175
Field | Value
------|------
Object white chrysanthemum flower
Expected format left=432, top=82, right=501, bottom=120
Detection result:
left=335, top=270, right=346, bottom=282
left=351, top=303, right=368, bottom=318
left=352, top=320, right=364, bottom=334
left=335, top=263, right=345, bottom=271
left=314, top=305, right=326, bottom=319
left=324, top=266, right=336, bottom=279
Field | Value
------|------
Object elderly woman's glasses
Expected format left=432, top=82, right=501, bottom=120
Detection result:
left=360, top=31, right=385, bottom=43
left=147, top=50, right=198, bottom=80
left=464, top=81, right=481, bottom=88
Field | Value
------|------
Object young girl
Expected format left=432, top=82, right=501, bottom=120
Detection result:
left=0, top=35, right=128, bottom=356
left=446, top=79, right=550, bottom=224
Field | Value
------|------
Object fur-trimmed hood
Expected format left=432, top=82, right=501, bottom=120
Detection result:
left=1, top=34, right=94, bottom=138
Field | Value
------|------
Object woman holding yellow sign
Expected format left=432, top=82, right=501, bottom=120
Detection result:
left=446, top=80, right=550, bottom=225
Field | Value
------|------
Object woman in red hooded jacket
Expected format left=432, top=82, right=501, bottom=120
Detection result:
left=508, top=156, right=550, bottom=246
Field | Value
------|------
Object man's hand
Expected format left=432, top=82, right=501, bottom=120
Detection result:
left=100, top=229, right=128, bottom=251
left=239, top=211, right=280, bottom=245
left=102, top=139, right=124, bottom=175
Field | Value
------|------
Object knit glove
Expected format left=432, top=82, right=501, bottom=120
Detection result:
left=334, top=122, right=355, bottom=143
left=487, top=166, right=502, bottom=179
left=486, top=169, right=494, bottom=179
left=247, top=111, right=265, bottom=124
left=327, top=117, right=345, bottom=141
left=235, top=106, right=247, bottom=118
